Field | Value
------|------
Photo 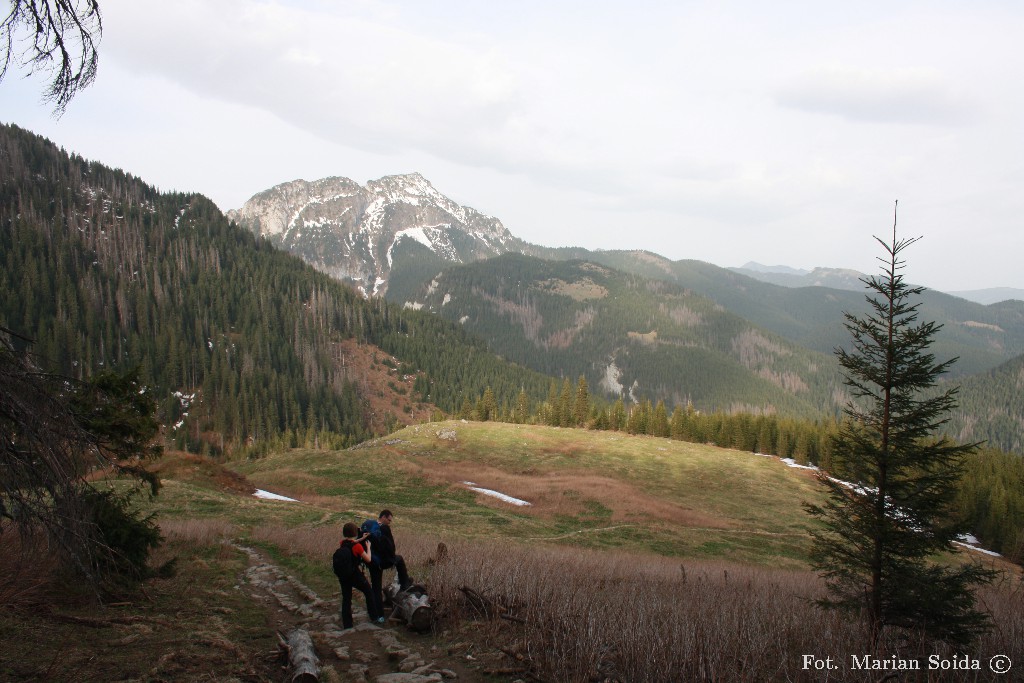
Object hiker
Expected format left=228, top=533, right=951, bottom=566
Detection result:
left=332, top=522, right=384, bottom=628
left=362, top=509, right=413, bottom=612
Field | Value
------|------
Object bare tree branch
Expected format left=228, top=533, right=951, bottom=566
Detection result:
left=0, top=0, right=102, bottom=115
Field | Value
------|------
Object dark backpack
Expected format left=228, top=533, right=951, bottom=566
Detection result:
left=360, top=519, right=385, bottom=567
left=332, top=540, right=359, bottom=581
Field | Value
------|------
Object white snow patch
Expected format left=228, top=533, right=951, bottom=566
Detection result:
left=395, top=226, right=434, bottom=250
left=373, top=277, right=387, bottom=296
left=953, top=541, right=1002, bottom=557
left=628, top=380, right=641, bottom=404
left=463, top=482, right=530, bottom=506
left=253, top=489, right=300, bottom=502
left=387, top=227, right=433, bottom=268
left=459, top=315, right=469, bottom=325
left=404, top=301, right=424, bottom=311
left=954, top=535, right=1002, bottom=557
left=442, top=293, right=452, bottom=306
left=756, top=454, right=1004, bottom=557
left=780, top=458, right=819, bottom=472
left=600, top=360, right=624, bottom=396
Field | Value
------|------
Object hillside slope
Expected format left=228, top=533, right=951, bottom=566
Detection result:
left=0, top=124, right=553, bottom=449
left=403, top=254, right=841, bottom=416
left=952, top=353, right=1024, bottom=454
left=529, top=247, right=1024, bottom=378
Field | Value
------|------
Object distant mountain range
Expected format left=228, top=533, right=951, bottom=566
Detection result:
left=3, top=121, right=1018, bottom=454
left=733, top=261, right=1024, bottom=305
left=226, top=172, right=1024, bottom=452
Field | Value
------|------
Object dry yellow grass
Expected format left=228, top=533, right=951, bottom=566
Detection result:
left=426, top=540, right=1024, bottom=683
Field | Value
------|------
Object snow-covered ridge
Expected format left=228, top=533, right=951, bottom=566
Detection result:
left=229, top=171, right=523, bottom=298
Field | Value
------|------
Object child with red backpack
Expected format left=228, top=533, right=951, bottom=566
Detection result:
left=332, top=522, right=384, bottom=628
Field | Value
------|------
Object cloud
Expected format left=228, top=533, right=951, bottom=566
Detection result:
left=775, top=66, right=976, bottom=125
left=104, top=0, right=523, bottom=156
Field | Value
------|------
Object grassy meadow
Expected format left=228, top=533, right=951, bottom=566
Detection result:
left=157, top=421, right=1021, bottom=681
left=230, top=420, right=826, bottom=566
left=5, top=420, right=1021, bottom=681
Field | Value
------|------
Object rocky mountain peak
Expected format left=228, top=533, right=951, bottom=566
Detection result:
left=228, top=173, right=523, bottom=298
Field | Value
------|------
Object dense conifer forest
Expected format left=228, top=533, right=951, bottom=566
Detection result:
left=0, top=125, right=551, bottom=452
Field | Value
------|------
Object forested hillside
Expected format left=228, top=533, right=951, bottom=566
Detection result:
left=410, top=253, right=843, bottom=417
left=528, top=247, right=1024, bottom=378
left=952, top=353, right=1024, bottom=454
left=0, top=125, right=552, bottom=452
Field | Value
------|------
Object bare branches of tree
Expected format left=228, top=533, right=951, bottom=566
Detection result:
left=1, top=0, right=102, bottom=115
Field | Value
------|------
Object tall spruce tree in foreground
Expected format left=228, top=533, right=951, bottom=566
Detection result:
left=807, top=214, right=993, bottom=647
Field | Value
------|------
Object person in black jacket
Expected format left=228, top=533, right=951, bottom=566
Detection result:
left=369, top=509, right=413, bottom=614
left=333, top=522, right=384, bottom=628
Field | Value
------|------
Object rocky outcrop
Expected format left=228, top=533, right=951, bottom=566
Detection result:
left=228, top=173, right=524, bottom=297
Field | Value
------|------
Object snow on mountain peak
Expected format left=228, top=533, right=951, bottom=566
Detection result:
left=228, top=172, right=523, bottom=298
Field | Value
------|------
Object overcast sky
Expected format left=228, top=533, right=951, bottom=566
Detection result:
left=3, top=0, right=1023, bottom=291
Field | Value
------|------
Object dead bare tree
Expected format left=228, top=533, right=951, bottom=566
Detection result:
left=0, top=0, right=102, bottom=114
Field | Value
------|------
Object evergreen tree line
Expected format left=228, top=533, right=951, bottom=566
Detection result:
left=0, top=125, right=552, bottom=454
left=460, top=375, right=1024, bottom=563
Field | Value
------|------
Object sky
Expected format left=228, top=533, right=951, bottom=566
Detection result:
left=3, top=0, right=1023, bottom=292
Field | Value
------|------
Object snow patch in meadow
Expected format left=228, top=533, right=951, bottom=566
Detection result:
left=756, top=454, right=1002, bottom=557
left=953, top=541, right=1001, bottom=557
left=780, top=457, right=819, bottom=472
left=463, top=482, right=530, bottom=506
left=253, top=489, right=299, bottom=502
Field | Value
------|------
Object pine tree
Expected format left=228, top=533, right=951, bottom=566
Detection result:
left=558, top=378, right=573, bottom=427
left=480, top=386, right=497, bottom=422
left=606, top=399, right=623, bottom=431
left=516, top=389, right=530, bottom=425
left=806, top=218, right=993, bottom=647
left=573, top=375, right=590, bottom=427
left=651, top=400, right=669, bottom=437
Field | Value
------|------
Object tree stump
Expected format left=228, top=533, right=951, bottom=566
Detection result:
left=384, top=581, right=433, bottom=632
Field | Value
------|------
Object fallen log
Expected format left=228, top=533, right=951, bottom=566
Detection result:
left=384, top=581, right=433, bottom=632
left=282, top=628, right=319, bottom=682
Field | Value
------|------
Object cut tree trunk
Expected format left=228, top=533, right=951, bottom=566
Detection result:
left=384, top=581, right=433, bottom=632
left=283, top=628, right=319, bottom=682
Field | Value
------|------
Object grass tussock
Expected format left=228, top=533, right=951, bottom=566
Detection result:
left=426, top=540, right=1024, bottom=683
left=249, top=523, right=340, bottom=559
left=158, top=517, right=237, bottom=545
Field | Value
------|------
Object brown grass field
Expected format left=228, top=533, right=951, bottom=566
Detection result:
left=2, top=420, right=1022, bottom=681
